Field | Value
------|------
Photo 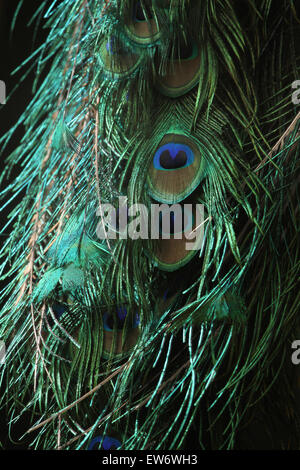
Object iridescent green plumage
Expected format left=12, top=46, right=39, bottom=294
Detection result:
left=0, top=0, right=299, bottom=449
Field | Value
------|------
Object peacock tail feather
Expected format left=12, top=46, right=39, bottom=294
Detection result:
left=0, top=0, right=299, bottom=449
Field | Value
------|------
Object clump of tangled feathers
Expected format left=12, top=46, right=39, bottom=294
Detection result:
left=0, top=0, right=300, bottom=450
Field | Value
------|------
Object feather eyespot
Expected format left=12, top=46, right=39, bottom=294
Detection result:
left=99, top=37, right=142, bottom=78
left=125, top=1, right=160, bottom=45
left=148, top=134, right=204, bottom=204
left=152, top=202, right=204, bottom=272
left=88, top=436, right=121, bottom=450
left=155, top=41, right=201, bottom=97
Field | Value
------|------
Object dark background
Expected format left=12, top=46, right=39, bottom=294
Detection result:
left=0, top=0, right=48, bottom=177
left=0, top=0, right=48, bottom=449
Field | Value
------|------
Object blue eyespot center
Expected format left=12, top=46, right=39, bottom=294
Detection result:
left=154, top=143, right=194, bottom=171
left=52, top=303, right=67, bottom=320
left=103, top=307, right=140, bottom=331
left=88, top=436, right=121, bottom=450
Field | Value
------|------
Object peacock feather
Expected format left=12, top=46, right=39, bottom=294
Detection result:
left=0, top=0, right=299, bottom=450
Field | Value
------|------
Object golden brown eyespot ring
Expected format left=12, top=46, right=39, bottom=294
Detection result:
left=155, top=42, right=201, bottom=97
